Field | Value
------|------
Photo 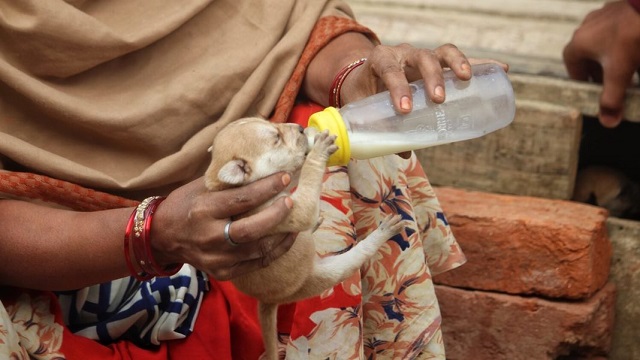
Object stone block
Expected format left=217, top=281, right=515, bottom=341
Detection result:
left=607, top=217, right=640, bottom=360
left=511, top=74, right=640, bottom=122
left=433, top=187, right=611, bottom=299
left=436, top=283, right=616, bottom=360
left=416, top=100, right=582, bottom=199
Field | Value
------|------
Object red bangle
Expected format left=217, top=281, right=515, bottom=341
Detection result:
left=629, top=0, right=640, bottom=13
left=124, top=208, right=148, bottom=281
left=124, top=196, right=183, bottom=281
left=329, top=58, right=367, bottom=108
left=143, top=197, right=182, bottom=276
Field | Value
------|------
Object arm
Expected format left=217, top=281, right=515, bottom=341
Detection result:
left=0, top=173, right=295, bottom=291
left=0, top=200, right=131, bottom=290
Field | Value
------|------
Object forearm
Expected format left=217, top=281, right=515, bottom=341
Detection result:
left=302, top=31, right=375, bottom=106
left=0, top=199, right=133, bottom=290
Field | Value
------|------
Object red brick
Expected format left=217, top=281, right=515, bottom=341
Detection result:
left=436, top=283, right=616, bottom=360
left=433, top=187, right=611, bottom=299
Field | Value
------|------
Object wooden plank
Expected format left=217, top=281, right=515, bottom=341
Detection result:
left=351, top=0, right=604, bottom=22
left=349, top=1, right=604, bottom=56
left=415, top=100, right=582, bottom=199
left=350, top=0, right=606, bottom=78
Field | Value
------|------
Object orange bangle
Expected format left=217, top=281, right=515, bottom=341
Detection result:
left=329, top=58, right=367, bottom=108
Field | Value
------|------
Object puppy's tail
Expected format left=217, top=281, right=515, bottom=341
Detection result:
left=258, top=301, right=279, bottom=360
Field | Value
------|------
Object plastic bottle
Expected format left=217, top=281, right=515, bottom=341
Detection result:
left=307, top=62, right=516, bottom=166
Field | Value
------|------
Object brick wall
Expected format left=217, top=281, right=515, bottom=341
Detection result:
left=433, top=187, right=615, bottom=359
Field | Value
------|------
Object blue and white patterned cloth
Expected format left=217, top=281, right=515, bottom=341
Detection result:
left=56, top=264, right=208, bottom=346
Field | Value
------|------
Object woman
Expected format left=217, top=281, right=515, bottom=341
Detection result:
left=0, top=0, right=482, bottom=358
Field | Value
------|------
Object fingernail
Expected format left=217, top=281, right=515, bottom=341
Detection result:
left=400, top=96, right=411, bottom=111
left=435, top=86, right=445, bottom=99
left=281, top=173, right=291, bottom=186
left=284, top=197, right=293, bottom=209
left=599, top=108, right=622, bottom=128
left=461, top=62, right=471, bottom=73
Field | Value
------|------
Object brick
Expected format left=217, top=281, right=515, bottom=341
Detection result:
left=433, top=187, right=611, bottom=299
left=436, top=283, right=616, bottom=360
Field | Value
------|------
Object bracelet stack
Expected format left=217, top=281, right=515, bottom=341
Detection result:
left=329, top=57, right=367, bottom=108
left=630, top=0, right=640, bottom=13
left=124, top=196, right=183, bottom=281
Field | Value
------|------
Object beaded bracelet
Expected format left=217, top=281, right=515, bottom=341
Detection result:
left=629, top=0, right=640, bottom=13
left=124, top=196, right=183, bottom=281
left=329, top=57, right=367, bottom=108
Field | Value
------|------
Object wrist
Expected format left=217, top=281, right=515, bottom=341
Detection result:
left=123, top=196, right=183, bottom=281
left=304, top=31, right=374, bottom=105
left=329, top=57, right=367, bottom=108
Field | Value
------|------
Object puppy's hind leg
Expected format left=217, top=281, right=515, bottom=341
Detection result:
left=282, top=214, right=404, bottom=303
left=258, top=302, right=280, bottom=360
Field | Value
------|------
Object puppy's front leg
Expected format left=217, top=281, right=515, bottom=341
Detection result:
left=272, top=131, right=337, bottom=233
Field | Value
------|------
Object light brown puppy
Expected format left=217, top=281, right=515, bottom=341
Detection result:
left=204, top=118, right=404, bottom=360
left=573, top=165, right=640, bottom=219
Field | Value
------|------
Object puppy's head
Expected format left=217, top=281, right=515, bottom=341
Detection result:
left=205, top=117, right=307, bottom=190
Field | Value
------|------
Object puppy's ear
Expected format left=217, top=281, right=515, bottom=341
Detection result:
left=218, top=159, right=250, bottom=185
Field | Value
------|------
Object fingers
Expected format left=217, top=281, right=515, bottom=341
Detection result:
left=563, top=43, right=592, bottom=82
left=433, top=43, right=472, bottom=80
left=599, top=54, right=635, bottom=127
left=368, top=43, right=413, bottom=112
left=209, top=233, right=297, bottom=281
left=421, top=44, right=470, bottom=103
left=222, top=196, right=293, bottom=245
left=562, top=0, right=640, bottom=128
left=367, top=43, right=472, bottom=113
left=206, top=172, right=291, bottom=219
left=468, top=58, right=509, bottom=72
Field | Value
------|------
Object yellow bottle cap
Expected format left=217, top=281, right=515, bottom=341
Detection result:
left=308, top=106, right=351, bottom=166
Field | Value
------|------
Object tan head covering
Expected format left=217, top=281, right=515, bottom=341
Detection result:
left=0, top=0, right=352, bottom=195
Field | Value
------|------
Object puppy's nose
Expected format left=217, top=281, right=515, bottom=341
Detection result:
left=297, top=125, right=304, bottom=133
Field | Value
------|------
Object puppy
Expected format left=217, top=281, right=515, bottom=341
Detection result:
left=573, top=165, right=640, bottom=220
left=204, top=118, right=404, bottom=360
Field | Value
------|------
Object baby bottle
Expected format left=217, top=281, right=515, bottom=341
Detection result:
left=307, top=62, right=516, bottom=166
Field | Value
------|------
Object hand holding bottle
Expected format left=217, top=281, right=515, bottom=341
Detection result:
left=308, top=63, right=516, bottom=166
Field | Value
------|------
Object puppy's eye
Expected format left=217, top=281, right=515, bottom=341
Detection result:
left=274, top=132, right=282, bottom=145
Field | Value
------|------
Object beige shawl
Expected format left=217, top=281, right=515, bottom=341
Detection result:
left=0, top=0, right=352, bottom=196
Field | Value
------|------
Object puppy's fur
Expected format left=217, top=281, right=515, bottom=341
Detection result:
left=204, top=118, right=404, bottom=360
left=573, top=165, right=640, bottom=220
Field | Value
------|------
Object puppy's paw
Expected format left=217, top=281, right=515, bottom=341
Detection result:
left=311, top=216, right=324, bottom=233
left=312, top=130, right=338, bottom=159
left=378, top=214, right=405, bottom=238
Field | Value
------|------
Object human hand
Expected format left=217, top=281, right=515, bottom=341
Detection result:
left=149, top=172, right=296, bottom=281
left=563, top=0, right=640, bottom=128
left=340, top=42, right=508, bottom=158
left=340, top=43, right=508, bottom=113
